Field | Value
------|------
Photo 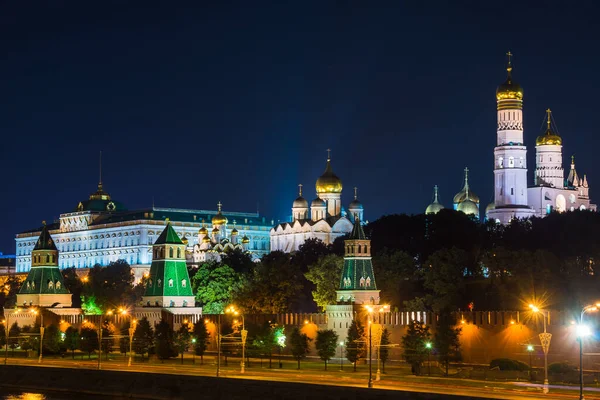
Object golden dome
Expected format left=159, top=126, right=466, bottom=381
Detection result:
left=212, top=227, right=220, bottom=234
left=453, top=168, right=479, bottom=204
left=231, top=228, right=239, bottom=235
left=457, top=199, right=479, bottom=217
left=181, top=236, right=189, bottom=245
left=496, top=54, right=523, bottom=101
left=202, top=236, right=211, bottom=243
left=536, top=109, right=562, bottom=146
left=316, top=156, right=342, bottom=194
left=198, top=226, right=208, bottom=235
left=241, top=235, right=250, bottom=244
left=211, top=201, right=228, bottom=226
left=425, top=185, right=444, bottom=214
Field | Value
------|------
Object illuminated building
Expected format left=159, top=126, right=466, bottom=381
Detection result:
left=142, top=223, right=195, bottom=308
left=16, top=223, right=71, bottom=307
left=487, top=54, right=595, bottom=222
left=427, top=53, right=595, bottom=222
left=270, top=152, right=362, bottom=252
left=15, top=180, right=272, bottom=281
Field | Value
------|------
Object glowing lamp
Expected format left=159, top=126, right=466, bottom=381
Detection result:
left=576, top=324, right=592, bottom=337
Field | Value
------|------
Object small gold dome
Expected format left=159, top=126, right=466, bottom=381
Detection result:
left=536, top=109, right=562, bottom=146
left=181, top=237, right=189, bottom=245
left=241, top=235, right=250, bottom=244
left=212, top=213, right=227, bottom=226
left=198, top=226, right=208, bottom=234
left=316, top=158, right=342, bottom=194
left=212, top=227, right=220, bottom=233
left=202, top=236, right=211, bottom=243
left=457, top=199, right=479, bottom=216
left=496, top=58, right=523, bottom=101
left=231, top=228, right=239, bottom=235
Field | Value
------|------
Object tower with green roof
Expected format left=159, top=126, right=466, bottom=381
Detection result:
left=143, top=223, right=195, bottom=308
left=17, top=223, right=72, bottom=307
left=335, top=217, right=380, bottom=305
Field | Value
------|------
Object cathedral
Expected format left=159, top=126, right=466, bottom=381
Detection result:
left=426, top=53, right=595, bottom=222
left=270, top=152, right=363, bottom=252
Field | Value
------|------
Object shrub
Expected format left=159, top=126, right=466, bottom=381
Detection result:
left=490, top=358, right=529, bottom=371
left=548, top=362, right=577, bottom=374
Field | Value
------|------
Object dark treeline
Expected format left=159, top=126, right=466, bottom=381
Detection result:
left=367, top=209, right=600, bottom=312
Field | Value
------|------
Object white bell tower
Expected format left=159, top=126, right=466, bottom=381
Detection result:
left=488, top=52, right=536, bottom=224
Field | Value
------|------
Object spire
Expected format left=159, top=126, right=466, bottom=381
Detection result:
left=33, top=223, right=58, bottom=251
left=568, top=155, right=579, bottom=187
left=98, top=150, right=103, bottom=191
left=155, top=223, right=183, bottom=245
left=583, top=174, right=589, bottom=188
left=464, top=167, right=470, bottom=198
left=349, top=215, right=366, bottom=240
left=506, top=51, right=513, bottom=79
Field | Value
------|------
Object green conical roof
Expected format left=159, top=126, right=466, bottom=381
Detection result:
left=349, top=217, right=366, bottom=240
left=33, top=224, right=58, bottom=251
left=155, top=223, right=183, bottom=245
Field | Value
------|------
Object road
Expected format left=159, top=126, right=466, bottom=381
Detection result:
left=4, top=356, right=598, bottom=400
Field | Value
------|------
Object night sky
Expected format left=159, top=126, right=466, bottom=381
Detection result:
left=1, top=2, right=599, bottom=254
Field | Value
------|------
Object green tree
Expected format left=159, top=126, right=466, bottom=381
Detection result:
left=346, top=320, right=366, bottom=371
left=8, top=323, right=21, bottom=355
left=133, top=317, right=154, bottom=360
left=304, top=254, right=343, bottom=311
left=434, top=312, right=462, bottom=375
left=315, top=329, right=338, bottom=370
left=61, top=267, right=82, bottom=308
left=0, top=323, right=6, bottom=348
left=193, top=320, right=210, bottom=364
left=379, top=328, right=391, bottom=373
left=174, top=323, right=192, bottom=364
left=373, top=250, right=417, bottom=308
left=192, top=262, right=243, bottom=313
left=42, top=324, right=62, bottom=354
left=0, top=276, right=23, bottom=309
left=155, top=319, right=176, bottom=361
left=401, top=320, right=431, bottom=376
left=422, top=247, right=468, bottom=311
left=289, top=326, right=311, bottom=369
left=80, top=295, right=103, bottom=315
left=79, top=326, right=99, bottom=359
left=64, top=326, right=80, bottom=359
left=101, top=321, right=116, bottom=359
left=82, top=260, right=136, bottom=309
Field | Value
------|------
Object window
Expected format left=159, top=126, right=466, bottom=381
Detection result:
left=168, top=279, right=174, bottom=288
left=181, top=279, right=187, bottom=288
left=508, top=157, right=514, bottom=168
left=498, top=157, right=503, bottom=168
left=177, top=248, right=181, bottom=258
left=511, top=188, right=514, bottom=195
left=158, top=279, right=162, bottom=287
left=169, top=248, right=174, bottom=258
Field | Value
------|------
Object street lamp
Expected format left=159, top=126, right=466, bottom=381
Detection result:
left=578, top=303, right=599, bottom=400
left=529, top=304, right=550, bottom=394
left=3, top=308, right=21, bottom=365
left=339, top=341, right=344, bottom=371
left=526, top=344, right=534, bottom=380
left=191, top=338, right=197, bottom=364
left=425, top=342, right=432, bottom=376
left=119, top=309, right=136, bottom=367
left=29, top=308, right=44, bottom=364
left=225, top=306, right=246, bottom=374
left=365, top=306, right=374, bottom=388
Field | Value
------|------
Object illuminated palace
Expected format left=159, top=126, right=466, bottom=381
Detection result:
left=426, top=53, right=595, bottom=221
left=270, top=153, right=364, bottom=252
left=15, top=181, right=273, bottom=281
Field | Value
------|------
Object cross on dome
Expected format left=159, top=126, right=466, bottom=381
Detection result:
left=298, top=184, right=303, bottom=197
left=326, top=148, right=331, bottom=161
left=354, top=187, right=358, bottom=200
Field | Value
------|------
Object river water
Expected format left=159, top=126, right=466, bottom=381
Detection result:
left=0, top=390, right=122, bottom=399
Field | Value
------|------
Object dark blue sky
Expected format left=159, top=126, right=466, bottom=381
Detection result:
left=1, top=2, right=599, bottom=253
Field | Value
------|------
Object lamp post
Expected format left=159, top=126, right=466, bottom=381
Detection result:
left=97, top=322, right=103, bottom=370
left=119, top=309, right=136, bottom=368
left=526, top=344, right=534, bottom=381
left=192, top=338, right=196, bottom=364
left=425, top=342, right=432, bottom=376
left=3, top=308, right=21, bottom=365
left=529, top=304, right=550, bottom=394
left=365, top=306, right=374, bottom=388
left=29, top=308, right=44, bottom=364
left=339, top=341, right=344, bottom=371
left=226, top=306, right=246, bottom=373
left=578, top=303, right=599, bottom=400
left=217, top=313, right=221, bottom=377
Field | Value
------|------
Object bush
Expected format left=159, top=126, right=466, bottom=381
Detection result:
left=490, top=358, right=529, bottom=371
left=548, top=362, right=577, bottom=374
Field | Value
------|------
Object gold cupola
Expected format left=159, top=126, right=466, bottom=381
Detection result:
left=211, top=201, right=228, bottom=226
left=316, top=150, right=343, bottom=194
left=536, top=108, right=562, bottom=146
left=496, top=51, right=523, bottom=110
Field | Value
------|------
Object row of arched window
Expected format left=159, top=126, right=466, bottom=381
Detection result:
left=345, top=244, right=370, bottom=255
left=32, top=254, right=56, bottom=264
